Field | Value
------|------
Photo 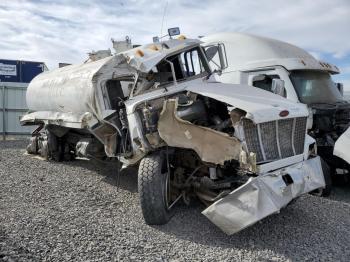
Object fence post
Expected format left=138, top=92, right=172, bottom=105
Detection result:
left=1, top=85, right=6, bottom=140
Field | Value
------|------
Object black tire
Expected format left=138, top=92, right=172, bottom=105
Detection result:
left=311, top=157, right=332, bottom=197
left=138, top=152, right=173, bottom=225
left=47, top=131, right=61, bottom=161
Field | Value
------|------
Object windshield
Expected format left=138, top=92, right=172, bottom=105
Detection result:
left=132, top=46, right=210, bottom=97
left=157, top=46, right=210, bottom=84
left=290, top=70, right=344, bottom=104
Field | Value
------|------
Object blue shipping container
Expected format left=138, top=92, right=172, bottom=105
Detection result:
left=0, top=59, right=46, bottom=83
left=0, top=59, right=20, bottom=82
left=21, top=61, right=45, bottom=83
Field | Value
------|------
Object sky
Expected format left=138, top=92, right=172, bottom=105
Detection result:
left=0, top=0, right=349, bottom=90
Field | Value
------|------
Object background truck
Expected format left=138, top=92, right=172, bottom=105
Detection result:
left=202, top=32, right=350, bottom=194
left=20, top=37, right=325, bottom=235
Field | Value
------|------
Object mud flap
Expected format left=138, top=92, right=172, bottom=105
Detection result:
left=202, top=156, right=325, bottom=235
left=334, top=126, right=350, bottom=164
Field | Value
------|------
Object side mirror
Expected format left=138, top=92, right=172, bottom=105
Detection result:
left=271, top=79, right=286, bottom=97
left=337, top=83, right=344, bottom=96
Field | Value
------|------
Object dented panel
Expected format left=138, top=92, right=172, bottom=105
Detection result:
left=20, top=111, right=93, bottom=129
left=158, top=99, right=242, bottom=165
left=185, top=80, right=308, bottom=123
left=202, top=156, right=325, bottom=235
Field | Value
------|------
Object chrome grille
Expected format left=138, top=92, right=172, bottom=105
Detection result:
left=243, top=117, right=307, bottom=163
left=278, top=119, right=294, bottom=158
left=242, top=120, right=264, bottom=161
left=294, top=117, right=307, bottom=154
left=260, top=121, right=280, bottom=160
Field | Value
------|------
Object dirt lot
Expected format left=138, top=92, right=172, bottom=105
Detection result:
left=1, top=140, right=350, bottom=261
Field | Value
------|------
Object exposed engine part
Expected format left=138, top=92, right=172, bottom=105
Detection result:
left=213, top=118, right=232, bottom=131
left=119, top=105, right=128, bottom=130
left=311, top=103, right=350, bottom=171
left=230, top=108, right=246, bottom=124
left=142, top=106, right=159, bottom=133
left=158, top=99, right=242, bottom=165
left=177, top=99, right=207, bottom=123
left=196, top=189, right=230, bottom=204
left=209, top=167, right=217, bottom=180
left=211, top=115, right=222, bottom=126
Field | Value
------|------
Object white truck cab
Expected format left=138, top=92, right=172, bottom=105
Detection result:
left=202, top=32, right=350, bottom=190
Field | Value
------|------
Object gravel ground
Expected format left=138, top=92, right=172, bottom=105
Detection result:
left=1, top=140, right=350, bottom=261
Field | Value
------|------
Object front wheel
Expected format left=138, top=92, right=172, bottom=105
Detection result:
left=138, top=152, right=174, bottom=225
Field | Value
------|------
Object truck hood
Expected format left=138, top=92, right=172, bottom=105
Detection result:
left=185, top=80, right=308, bottom=123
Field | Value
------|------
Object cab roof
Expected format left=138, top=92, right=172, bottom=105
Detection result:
left=202, top=32, right=340, bottom=74
left=117, top=38, right=201, bottom=73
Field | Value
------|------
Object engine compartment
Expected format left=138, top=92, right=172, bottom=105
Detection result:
left=310, top=102, right=350, bottom=171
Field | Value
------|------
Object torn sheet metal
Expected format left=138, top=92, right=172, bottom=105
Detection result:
left=202, top=156, right=325, bottom=235
left=334, top=126, right=350, bottom=164
left=116, top=39, right=201, bottom=73
left=157, top=99, right=241, bottom=165
left=20, top=111, right=93, bottom=129
left=25, top=55, right=136, bottom=120
left=185, top=81, right=308, bottom=123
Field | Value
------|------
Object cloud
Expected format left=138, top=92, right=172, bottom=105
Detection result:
left=340, top=66, right=350, bottom=75
left=0, top=0, right=349, bottom=72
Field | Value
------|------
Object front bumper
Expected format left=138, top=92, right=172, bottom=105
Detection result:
left=202, top=156, right=325, bottom=235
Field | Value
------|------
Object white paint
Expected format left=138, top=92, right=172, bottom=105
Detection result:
left=334, top=127, right=350, bottom=164
left=203, top=156, right=325, bottom=235
left=185, top=79, right=308, bottom=123
left=0, top=63, right=17, bottom=76
left=202, top=32, right=340, bottom=74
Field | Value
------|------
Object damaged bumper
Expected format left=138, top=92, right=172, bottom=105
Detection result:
left=202, top=156, right=325, bottom=235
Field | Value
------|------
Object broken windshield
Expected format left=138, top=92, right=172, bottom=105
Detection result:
left=290, top=70, right=344, bottom=105
left=132, top=46, right=210, bottom=96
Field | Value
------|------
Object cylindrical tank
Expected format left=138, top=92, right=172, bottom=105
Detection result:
left=26, top=56, right=114, bottom=114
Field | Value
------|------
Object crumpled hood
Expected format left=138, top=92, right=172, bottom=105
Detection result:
left=115, top=38, right=200, bottom=73
left=185, top=80, right=308, bottom=123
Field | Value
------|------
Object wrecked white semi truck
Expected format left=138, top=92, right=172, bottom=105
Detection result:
left=202, top=32, right=350, bottom=194
left=20, top=38, right=325, bottom=235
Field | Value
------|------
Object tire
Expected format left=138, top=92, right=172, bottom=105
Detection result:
left=138, top=152, right=174, bottom=225
left=47, top=131, right=62, bottom=161
left=311, top=157, right=332, bottom=197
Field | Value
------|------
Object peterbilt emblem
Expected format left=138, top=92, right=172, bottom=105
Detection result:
left=279, top=110, right=289, bottom=117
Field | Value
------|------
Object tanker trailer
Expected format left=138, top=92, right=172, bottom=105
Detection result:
left=20, top=38, right=326, bottom=235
